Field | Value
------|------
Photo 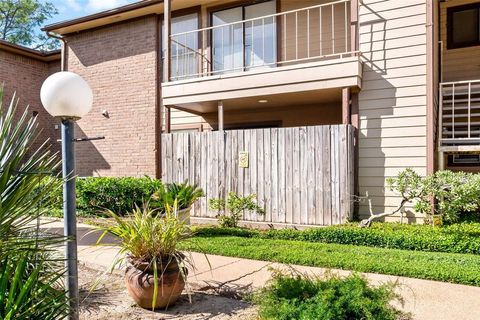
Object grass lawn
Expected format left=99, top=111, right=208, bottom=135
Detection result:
left=179, top=235, right=480, bottom=287
left=194, top=223, right=480, bottom=255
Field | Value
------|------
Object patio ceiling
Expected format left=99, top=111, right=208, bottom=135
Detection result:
left=170, top=87, right=343, bottom=114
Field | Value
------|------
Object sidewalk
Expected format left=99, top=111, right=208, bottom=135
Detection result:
left=44, top=219, right=480, bottom=320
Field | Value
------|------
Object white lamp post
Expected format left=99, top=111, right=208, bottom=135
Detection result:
left=41, top=72, right=93, bottom=320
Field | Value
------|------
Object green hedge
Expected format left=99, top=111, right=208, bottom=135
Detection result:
left=47, top=177, right=162, bottom=216
left=194, top=222, right=480, bottom=255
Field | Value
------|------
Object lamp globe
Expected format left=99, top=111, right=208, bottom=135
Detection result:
left=40, top=71, right=93, bottom=119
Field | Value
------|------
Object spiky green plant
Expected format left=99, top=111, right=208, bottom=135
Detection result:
left=93, top=202, right=205, bottom=309
left=151, top=182, right=204, bottom=212
left=0, top=87, right=68, bottom=319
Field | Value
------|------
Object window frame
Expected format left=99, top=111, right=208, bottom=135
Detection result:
left=170, top=123, right=203, bottom=133
left=447, top=154, right=480, bottom=167
left=447, top=3, right=480, bottom=50
left=209, top=0, right=278, bottom=73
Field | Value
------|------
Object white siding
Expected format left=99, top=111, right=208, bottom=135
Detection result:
left=358, top=0, right=428, bottom=219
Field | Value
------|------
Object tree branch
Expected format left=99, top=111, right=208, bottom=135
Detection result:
left=358, top=191, right=410, bottom=228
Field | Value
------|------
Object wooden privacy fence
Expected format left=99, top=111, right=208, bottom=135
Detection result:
left=161, top=125, right=355, bottom=226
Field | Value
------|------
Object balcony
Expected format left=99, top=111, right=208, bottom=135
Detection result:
left=161, top=0, right=361, bottom=110
left=439, top=80, right=480, bottom=152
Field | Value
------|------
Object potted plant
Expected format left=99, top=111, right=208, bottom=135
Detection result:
left=151, top=182, right=204, bottom=224
left=94, top=203, right=194, bottom=309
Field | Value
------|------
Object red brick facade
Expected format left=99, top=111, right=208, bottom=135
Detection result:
left=65, top=16, right=159, bottom=177
left=0, top=48, right=61, bottom=153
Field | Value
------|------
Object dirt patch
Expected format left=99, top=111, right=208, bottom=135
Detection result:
left=78, top=263, right=258, bottom=320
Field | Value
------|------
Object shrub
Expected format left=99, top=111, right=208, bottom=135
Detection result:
left=253, top=270, right=406, bottom=320
left=384, top=169, right=480, bottom=224
left=194, top=222, right=480, bottom=255
left=76, top=177, right=162, bottom=215
left=44, top=177, right=204, bottom=217
left=209, top=192, right=265, bottom=227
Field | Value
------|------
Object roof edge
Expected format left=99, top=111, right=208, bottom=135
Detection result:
left=0, top=40, right=61, bottom=62
left=42, top=0, right=163, bottom=34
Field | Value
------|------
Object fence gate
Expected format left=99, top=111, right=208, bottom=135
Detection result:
left=161, top=125, right=355, bottom=226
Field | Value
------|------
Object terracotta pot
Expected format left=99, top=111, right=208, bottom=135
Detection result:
left=177, top=207, right=191, bottom=224
left=125, top=258, right=186, bottom=309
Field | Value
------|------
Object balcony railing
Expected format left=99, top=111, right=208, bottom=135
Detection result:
left=168, top=0, right=355, bottom=81
left=440, top=80, right=480, bottom=145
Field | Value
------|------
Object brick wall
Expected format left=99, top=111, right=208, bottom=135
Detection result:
left=65, top=16, right=159, bottom=177
left=0, top=49, right=61, bottom=154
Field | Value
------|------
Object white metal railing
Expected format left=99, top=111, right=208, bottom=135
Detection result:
left=169, top=0, right=356, bottom=81
left=439, top=80, right=480, bottom=144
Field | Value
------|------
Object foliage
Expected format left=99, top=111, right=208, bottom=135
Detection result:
left=254, top=270, right=406, bottom=320
left=76, top=177, right=162, bottom=216
left=92, top=203, right=198, bottom=309
left=44, top=176, right=160, bottom=216
left=360, top=169, right=428, bottom=227
left=179, top=234, right=480, bottom=286
left=209, top=192, right=265, bottom=227
left=420, top=170, right=480, bottom=222
left=151, top=182, right=204, bottom=212
left=0, top=89, right=68, bottom=318
left=387, top=169, right=480, bottom=223
left=195, top=222, right=480, bottom=255
left=0, top=0, right=59, bottom=50
left=0, top=250, right=68, bottom=320
left=96, top=204, right=193, bottom=262
left=45, top=178, right=204, bottom=217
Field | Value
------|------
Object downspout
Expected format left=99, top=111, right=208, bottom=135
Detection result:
left=426, top=0, right=436, bottom=174
left=46, top=31, right=67, bottom=71
left=437, top=0, right=445, bottom=170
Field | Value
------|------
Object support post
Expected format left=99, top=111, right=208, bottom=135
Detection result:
left=438, top=151, right=445, bottom=170
left=218, top=101, right=224, bottom=132
left=350, top=0, right=359, bottom=54
left=165, top=106, right=171, bottom=133
left=163, top=0, right=171, bottom=82
left=342, top=88, right=351, bottom=125
left=350, top=93, right=360, bottom=216
left=61, top=119, right=79, bottom=320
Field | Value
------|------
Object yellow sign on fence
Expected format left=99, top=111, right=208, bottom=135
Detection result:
left=239, top=151, right=249, bottom=168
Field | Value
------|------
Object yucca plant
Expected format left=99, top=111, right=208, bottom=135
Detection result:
left=0, top=251, right=68, bottom=320
left=0, top=87, right=68, bottom=319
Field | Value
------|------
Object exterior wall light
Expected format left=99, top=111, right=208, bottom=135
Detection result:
left=40, top=71, right=93, bottom=320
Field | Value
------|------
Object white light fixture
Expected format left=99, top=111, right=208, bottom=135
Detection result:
left=258, top=99, right=268, bottom=104
left=41, top=71, right=93, bottom=119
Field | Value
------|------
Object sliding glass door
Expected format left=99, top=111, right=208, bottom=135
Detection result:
left=212, top=0, right=277, bottom=74
left=165, top=13, right=199, bottom=80
left=244, top=1, right=277, bottom=70
left=212, top=7, right=244, bottom=73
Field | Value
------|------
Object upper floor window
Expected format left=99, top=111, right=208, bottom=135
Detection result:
left=211, top=0, right=277, bottom=74
left=447, top=3, right=480, bottom=49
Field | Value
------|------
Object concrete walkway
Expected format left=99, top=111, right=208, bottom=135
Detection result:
left=43, top=219, right=480, bottom=320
